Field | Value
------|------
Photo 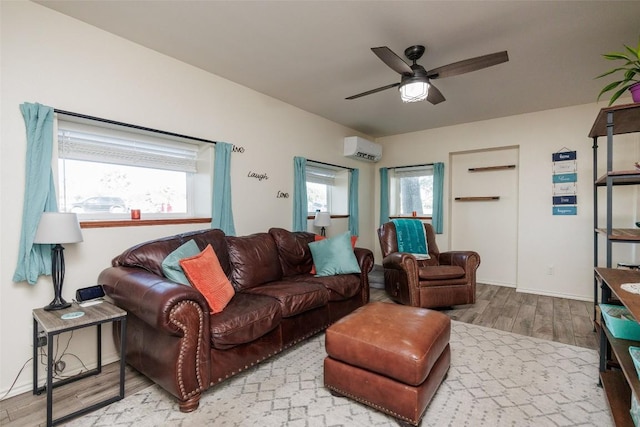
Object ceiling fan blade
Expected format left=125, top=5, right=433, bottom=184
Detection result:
left=427, top=51, right=509, bottom=79
left=427, top=83, right=445, bottom=105
left=371, top=47, right=414, bottom=75
left=345, top=82, right=401, bottom=100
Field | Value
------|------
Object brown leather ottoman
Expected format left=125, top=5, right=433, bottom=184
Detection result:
left=324, top=302, right=450, bottom=426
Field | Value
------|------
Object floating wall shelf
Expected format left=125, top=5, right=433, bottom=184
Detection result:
left=454, top=196, right=500, bottom=202
left=468, top=165, right=516, bottom=172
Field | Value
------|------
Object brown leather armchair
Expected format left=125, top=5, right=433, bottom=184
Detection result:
left=378, top=221, right=480, bottom=309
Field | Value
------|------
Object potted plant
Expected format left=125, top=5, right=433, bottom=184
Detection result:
left=597, top=37, right=640, bottom=105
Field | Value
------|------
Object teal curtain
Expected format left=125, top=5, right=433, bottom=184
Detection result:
left=348, top=168, right=359, bottom=236
left=212, top=142, right=236, bottom=236
left=379, top=167, right=390, bottom=226
left=292, top=157, right=307, bottom=231
left=13, top=103, right=58, bottom=284
left=432, top=162, right=444, bottom=234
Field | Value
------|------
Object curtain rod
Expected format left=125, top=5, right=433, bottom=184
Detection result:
left=54, top=109, right=217, bottom=145
left=307, top=158, right=354, bottom=171
left=389, top=162, right=434, bottom=170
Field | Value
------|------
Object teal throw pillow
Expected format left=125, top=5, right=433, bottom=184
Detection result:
left=308, top=232, right=361, bottom=277
left=161, top=239, right=201, bottom=285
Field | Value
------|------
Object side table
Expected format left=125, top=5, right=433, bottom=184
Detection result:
left=32, top=301, right=127, bottom=426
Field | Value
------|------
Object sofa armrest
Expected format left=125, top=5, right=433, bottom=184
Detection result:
left=99, top=266, right=211, bottom=408
left=381, top=252, right=421, bottom=305
left=354, top=247, right=374, bottom=274
left=99, top=266, right=210, bottom=336
left=354, top=247, right=374, bottom=304
left=382, top=252, right=419, bottom=273
left=438, top=251, right=481, bottom=272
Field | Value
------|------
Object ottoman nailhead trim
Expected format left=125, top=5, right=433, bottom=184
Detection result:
left=326, top=384, right=419, bottom=426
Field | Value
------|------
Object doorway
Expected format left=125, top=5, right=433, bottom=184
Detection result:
left=450, top=146, right=519, bottom=287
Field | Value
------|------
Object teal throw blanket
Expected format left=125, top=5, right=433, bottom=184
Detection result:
left=391, top=219, right=428, bottom=255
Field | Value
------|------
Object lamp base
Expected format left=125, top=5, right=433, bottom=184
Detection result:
left=44, top=297, right=71, bottom=311
left=45, top=244, right=71, bottom=311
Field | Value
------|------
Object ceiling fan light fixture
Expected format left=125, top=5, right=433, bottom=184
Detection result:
left=399, top=80, right=429, bottom=103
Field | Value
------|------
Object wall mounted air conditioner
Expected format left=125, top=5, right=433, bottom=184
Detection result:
left=343, top=136, right=382, bottom=162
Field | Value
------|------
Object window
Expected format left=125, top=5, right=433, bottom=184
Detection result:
left=390, top=165, right=434, bottom=216
left=55, top=115, right=214, bottom=220
left=306, top=163, right=349, bottom=215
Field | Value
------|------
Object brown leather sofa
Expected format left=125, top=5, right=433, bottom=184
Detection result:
left=378, top=221, right=480, bottom=309
left=99, top=227, right=373, bottom=412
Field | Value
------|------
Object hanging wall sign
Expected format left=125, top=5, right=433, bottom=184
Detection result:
left=552, top=195, right=577, bottom=205
left=552, top=149, right=577, bottom=215
left=552, top=173, right=577, bottom=183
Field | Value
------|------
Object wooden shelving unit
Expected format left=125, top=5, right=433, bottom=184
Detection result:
left=596, top=268, right=640, bottom=427
left=595, top=170, right=640, bottom=186
left=591, top=103, right=640, bottom=426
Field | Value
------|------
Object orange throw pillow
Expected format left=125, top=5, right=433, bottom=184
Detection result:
left=179, top=244, right=235, bottom=313
left=310, top=234, right=357, bottom=274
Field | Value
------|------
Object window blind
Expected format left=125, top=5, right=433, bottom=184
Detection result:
left=58, top=125, right=199, bottom=173
left=306, top=164, right=337, bottom=186
left=393, top=165, right=433, bottom=178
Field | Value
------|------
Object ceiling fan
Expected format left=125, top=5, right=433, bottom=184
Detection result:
left=346, top=45, right=509, bottom=104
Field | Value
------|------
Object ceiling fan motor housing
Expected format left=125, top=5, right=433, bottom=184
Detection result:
left=404, top=45, right=426, bottom=63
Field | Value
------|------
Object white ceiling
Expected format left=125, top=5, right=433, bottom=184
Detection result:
left=35, top=1, right=640, bottom=138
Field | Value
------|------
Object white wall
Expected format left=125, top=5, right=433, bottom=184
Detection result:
left=2, top=0, right=639, bottom=401
left=0, top=1, right=375, bottom=397
left=376, top=103, right=639, bottom=301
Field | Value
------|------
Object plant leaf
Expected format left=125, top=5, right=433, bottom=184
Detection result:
left=608, top=86, right=629, bottom=105
left=603, top=52, right=633, bottom=61
left=596, top=66, right=631, bottom=79
left=598, top=81, right=622, bottom=100
left=624, top=43, right=640, bottom=60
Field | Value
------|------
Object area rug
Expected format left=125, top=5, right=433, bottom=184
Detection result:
left=64, top=321, right=612, bottom=426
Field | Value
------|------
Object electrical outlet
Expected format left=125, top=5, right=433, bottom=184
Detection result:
left=36, top=335, right=47, bottom=347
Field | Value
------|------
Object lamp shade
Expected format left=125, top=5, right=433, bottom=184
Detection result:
left=313, top=212, right=332, bottom=228
left=34, top=212, right=83, bottom=244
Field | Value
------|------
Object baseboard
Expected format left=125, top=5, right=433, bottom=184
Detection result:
left=478, top=281, right=594, bottom=302
left=515, top=286, right=593, bottom=302
left=478, top=280, right=516, bottom=288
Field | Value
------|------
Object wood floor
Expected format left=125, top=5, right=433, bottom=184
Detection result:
left=371, top=284, right=598, bottom=350
left=1, top=283, right=597, bottom=426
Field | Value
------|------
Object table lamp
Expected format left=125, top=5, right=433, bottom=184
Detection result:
left=313, top=211, right=332, bottom=236
left=33, top=212, right=83, bottom=311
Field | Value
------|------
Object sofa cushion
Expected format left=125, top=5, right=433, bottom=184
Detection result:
left=227, top=233, right=283, bottom=290
left=308, top=232, right=361, bottom=277
left=268, top=228, right=315, bottom=276
left=287, top=274, right=361, bottom=301
left=418, top=265, right=465, bottom=281
left=209, top=293, right=282, bottom=350
left=112, top=228, right=229, bottom=277
left=245, top=281, right=329, bottom=317
left=161, top=239, right=201, bottom=286
left=180, top=244, right=235, bottom=313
